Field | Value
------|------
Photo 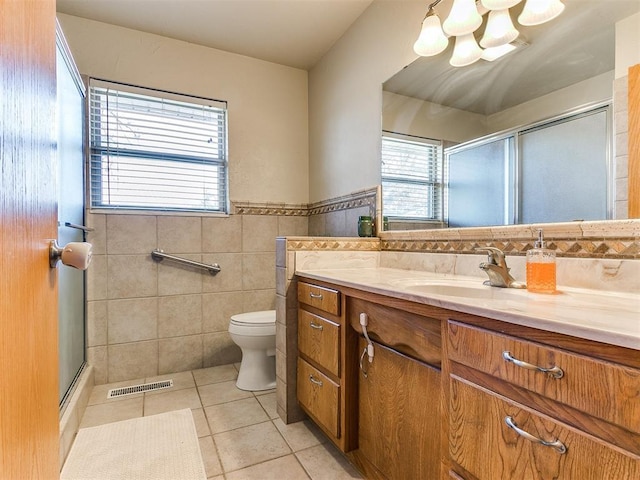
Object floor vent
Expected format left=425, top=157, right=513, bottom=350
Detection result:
left=107, top=380, right=173, bottom=399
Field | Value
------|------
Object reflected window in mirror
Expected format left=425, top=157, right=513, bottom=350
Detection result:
left=381, top=132, right=445, bottom=228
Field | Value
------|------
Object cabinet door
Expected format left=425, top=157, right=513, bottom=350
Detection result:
left=358, top=338, right=441, bottom=480
left=450, top=377, right=640, bottom=480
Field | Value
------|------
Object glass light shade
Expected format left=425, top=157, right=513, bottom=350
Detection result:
left=413, top=14, right=449, bottom=57
left=450, top=33, right=483, bottom=67
left=481, top=0, right=522, bottom=9
left=443, top=0, right=483, bottom=36
left=480, top=9, right=519, bottom=48
left=518, top=0, right=565, bottom=26
left=481, top=43, right=517, bottom=61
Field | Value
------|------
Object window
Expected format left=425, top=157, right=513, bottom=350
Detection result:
left=89, top=79, right=228, bottom=213
left=381, top=132, right=443, bottom=220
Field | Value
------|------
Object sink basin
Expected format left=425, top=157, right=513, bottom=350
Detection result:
left=404, top=283, right=527, bottom=300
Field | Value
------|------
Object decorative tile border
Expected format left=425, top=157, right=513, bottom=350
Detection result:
left=286, top=237, right=380, bottom=251
left=307, top=187, right=377, bottom=216
left=232, top=201, right=308, bottom=216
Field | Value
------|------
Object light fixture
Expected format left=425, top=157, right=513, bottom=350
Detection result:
left=480, top=9, right=519, bottom=48
left=443, top=0, right=483, bottom=36
left=414, top=0, right=564, bottom=67
left=481, top=42, right=517, bottom=61
left=450, top=33, right=484, bottom=67
left=413, top=9, right=450, bottom=56
left=518, top=0, right=565, bottom=26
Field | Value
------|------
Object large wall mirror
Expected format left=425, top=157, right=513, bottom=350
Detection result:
left=381, top=0, right=640, bottom=230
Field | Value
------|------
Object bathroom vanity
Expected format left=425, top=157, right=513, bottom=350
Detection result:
left=294, top=269, right=640, bottom=480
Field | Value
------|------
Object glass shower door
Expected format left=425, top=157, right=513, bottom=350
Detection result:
left=57, top=29, right=86, bottom=405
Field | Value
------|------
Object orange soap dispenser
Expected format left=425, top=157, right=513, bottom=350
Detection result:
left=526, top=229, right=556, bottom=294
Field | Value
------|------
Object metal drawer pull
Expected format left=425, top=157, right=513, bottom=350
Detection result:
left=502, top=351, right=564, bottom=379
left=309, top=292, right=323, bottom=299
left=505, top=416, right=567, bottom=454
left=310, top=321, right=323, bottom=330
left=309, top=375, right=323, bottom=387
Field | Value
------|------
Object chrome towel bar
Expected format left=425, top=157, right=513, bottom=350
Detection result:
left=151, top=249, right=221, bottom=275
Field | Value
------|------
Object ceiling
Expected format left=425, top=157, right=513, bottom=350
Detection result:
left=56, top=0, right=374, bottom=70
left=383, top=0, right=640, bottom=115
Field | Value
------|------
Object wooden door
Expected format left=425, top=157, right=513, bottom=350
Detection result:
left=0, top=0, right=60, bottom=478
left=358, top=338, right=441, bottom=480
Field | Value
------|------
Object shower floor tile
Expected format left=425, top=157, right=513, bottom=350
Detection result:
left=72, top=365, right=364, bottom=479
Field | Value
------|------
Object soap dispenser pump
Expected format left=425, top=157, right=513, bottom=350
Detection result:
left=526, top=229, right=556, bottom=294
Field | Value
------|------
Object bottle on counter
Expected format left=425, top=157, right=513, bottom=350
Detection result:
left=526, top=229, right=556, bottom=294
left=358, top=216, right=374, bottom=237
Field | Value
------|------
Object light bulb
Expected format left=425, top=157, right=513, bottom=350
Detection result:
left=413, top=13, right=449, bottom=56
left=443, top=0, right=483, bottom=36
left=480, top=9, right=519, bottom=48
left=450, top=33, right=483, bottom=67
left=518, top=0, right=565, bottom=26
left=481, top=0, right=522, bottom=9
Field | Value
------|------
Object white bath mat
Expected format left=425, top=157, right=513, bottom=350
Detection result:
left=61, top=409, right=206, bottom=480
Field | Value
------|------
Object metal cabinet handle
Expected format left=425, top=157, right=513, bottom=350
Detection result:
left=502, top=351, right=564, bottom=379
left=309, top=375, right=323, bottom=387
left=309, top=292, right=323, bottom=299
left=309, top=321, right=323, bottom=330
left=505, top=416, right=567, bottom=454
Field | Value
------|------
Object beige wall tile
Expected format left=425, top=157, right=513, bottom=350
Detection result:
left=202, top=215, right=242, bottom=253
left=86, top=213, right=106, bottom=255
left=202, top=291, right=243, bottom=333
left=203, top=332, right=241, bottom=367
left=242, top=253, right=276, bottom=290
left=275, top=349, right=286, bottom=383
left=242, top=289, right=276, bottom=312
left=158, top=335, right=203, bottom=374
left=308, top=213, right=326, bottom=236
left=157, top=216, right=202, bottom=253
left=108, top=255, right=158, bottom=299
left=275, top=237, right=287, bottom=267
left=275, top=267, right=287, bottom=296
left=242, top=215, right=278, bottom=252
left=108, top=341, right=158, bottom=382
left=87, top=255, right=107, bottom=301
left=275, top=294, right=286, bottom=326
left=87, top=346, right=108, bottom=385
left=616, top=155, right=629, bottom=180
left=202, top=253, right=243, bottom=293
left=108, top=297, right=158, bottom=344
left=277, top=216, right=309, bottom=237
left=158, top=294, right=202, bottom=338
left=106, top=215, right=157, bottom=254
left=325, top=210, right=346, bottom=237
left=87, top=300, right=107, bottom=347
left=157, top=253, right=203, bottom=296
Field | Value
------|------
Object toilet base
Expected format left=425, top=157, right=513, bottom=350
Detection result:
left=236, top=348, right=276, bottom=391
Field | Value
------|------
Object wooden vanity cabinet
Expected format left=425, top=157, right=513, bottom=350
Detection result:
left=348, top=297, right=443, bottom=480
left=296, top=281, right=358, bottom=452
left=447, top=319, right=640, bottom=480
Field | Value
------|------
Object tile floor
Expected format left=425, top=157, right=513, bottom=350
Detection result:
left=74, top=364, right=364, bottom=480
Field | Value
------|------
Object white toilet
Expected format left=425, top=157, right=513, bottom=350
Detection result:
left=228, top=310, right=277, bottom=391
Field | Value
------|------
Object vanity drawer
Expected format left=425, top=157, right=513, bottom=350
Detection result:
left=298, top=309, right=340, bottom=377
left=448, top=321, right=640, bottom=434
left=349, top=297, right=441, bottom=368
left=298, top=282, right=340, bottom=316
left=297, top=357, right=340, bottom=438
left=450, top=377, right=640, bottom=480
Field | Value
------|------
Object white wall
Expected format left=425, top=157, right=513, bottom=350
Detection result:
left=308, top=0, right=423, bottom=203
left=615, top=12, right=640, bottom=78
left=58, top=13, right=309, bottom=205
left=383, top=91, right=489, bottom=143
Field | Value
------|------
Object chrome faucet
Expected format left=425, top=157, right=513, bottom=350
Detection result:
left=476, top=247, right=525, bottom=288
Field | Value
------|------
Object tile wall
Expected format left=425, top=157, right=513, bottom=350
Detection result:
left=85, top=210, right=308, bottom=385
left=615, top=74, right=629, bottom=218
left=307, top=187, right=378, bottom=237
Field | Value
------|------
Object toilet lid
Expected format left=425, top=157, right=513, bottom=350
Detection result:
left=230, top=310, right=276, bottom=326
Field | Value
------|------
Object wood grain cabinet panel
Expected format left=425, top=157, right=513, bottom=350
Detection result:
left=358, top=338, right=441, bottom=480
left=297, top=357, right=340, bottom=438
left=448, top=321, right=640, bottom=434
left=298, top=282, right=340, bottom=315
left=450, top=377, right=640, bottom=480
left=298, top=309, right=340, bottom=377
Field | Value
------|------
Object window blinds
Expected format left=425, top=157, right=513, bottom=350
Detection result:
left=89, top=79, right=228, bottom=213
left=381, top=134, right=443, bottom=220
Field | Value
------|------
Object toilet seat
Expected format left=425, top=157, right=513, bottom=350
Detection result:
left=229, top=310, right=276, bottom=336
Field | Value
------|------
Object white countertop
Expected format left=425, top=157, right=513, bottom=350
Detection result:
left=295, top=267, right=640, bottom=351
